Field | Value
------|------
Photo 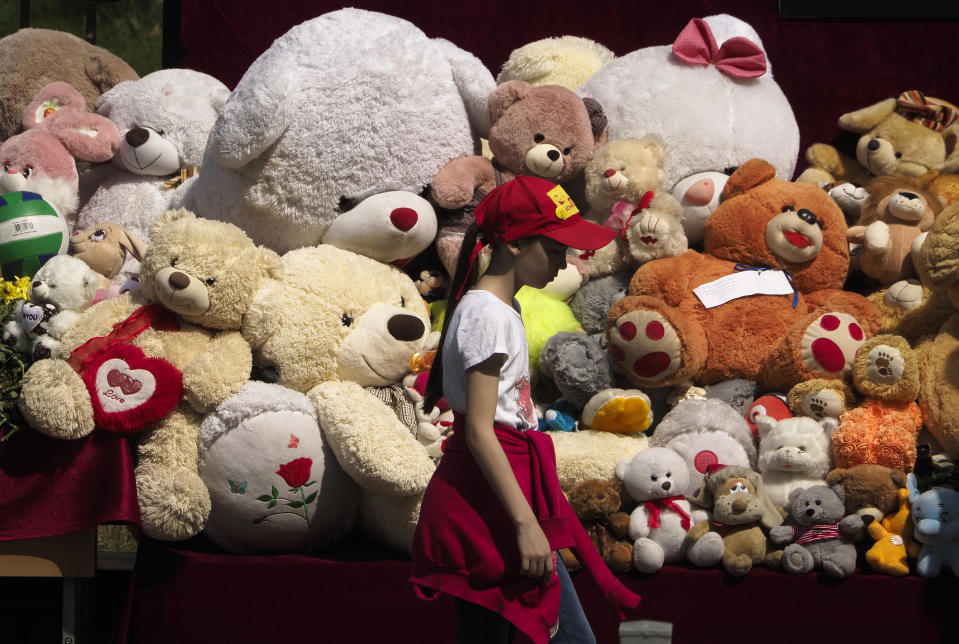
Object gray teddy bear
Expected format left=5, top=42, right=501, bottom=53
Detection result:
left=770, top=484, right=865, bottom=578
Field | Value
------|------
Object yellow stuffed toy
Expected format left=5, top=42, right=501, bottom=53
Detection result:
left=865, top=487, right=921, bottom=576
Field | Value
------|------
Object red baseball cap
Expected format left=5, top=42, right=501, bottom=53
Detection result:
left=474, top=176, right=617, bottom=251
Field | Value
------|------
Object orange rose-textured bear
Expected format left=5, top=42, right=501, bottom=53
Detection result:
left=606, top=159, right=881, bottom=392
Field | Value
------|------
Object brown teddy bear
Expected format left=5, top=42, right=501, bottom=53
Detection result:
left=913, top=202, right=959, bottom=459
left=430, top=80, right=607, bottom=273
left=846, top=174, right=943, bottom=287
left=800, top=91, right=959, bottom=188
left=606, top=158, right=880, bottom=393
left=787, top=377, right=857, bottom=422
left=832, top=334, right=922, bottom=472
left=826, top=463, right=908, bottom=524
left=560, top=478, right=633, bottom=573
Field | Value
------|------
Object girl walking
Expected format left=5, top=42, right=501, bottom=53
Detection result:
left=410, top=176, right=641, bottom=643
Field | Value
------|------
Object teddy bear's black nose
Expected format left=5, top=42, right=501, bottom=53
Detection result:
left=168, top=271, right=191, bottom=290
left=867, top=139, right=880, bottom=152
left=387, top=314, right=424, bottom=342
left=546, top=149, right=560, bottom=162
left=32, top=281, right=41, bottom=288
left=126, top=127, right=150, bottom=148
left=661, top=481, right=671, bottom=491
left=805, top=508, right=815, bottom=517
left=899, top=192, right=918, bottom=200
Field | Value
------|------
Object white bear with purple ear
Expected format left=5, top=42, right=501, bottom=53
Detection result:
left=178, top=8, right=494, bottom=264
left=756, top=414, right=836, bottom=509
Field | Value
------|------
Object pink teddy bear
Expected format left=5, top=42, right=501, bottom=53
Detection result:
left=0, top=81, right=121, bottom=225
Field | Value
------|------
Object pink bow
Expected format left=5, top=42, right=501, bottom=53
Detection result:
left=672, top=18, right=767, bottom=79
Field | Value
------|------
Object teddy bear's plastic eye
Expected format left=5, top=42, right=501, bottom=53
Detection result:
left=665, top=471, right=671, bottom=477
left=205, top=277, right=216, bottom=286
left=22, top=166, right=32, bottom=178
left=804, top=501, right=810, bottom=506
left=156, top=128, right=165, bottom=136
left=798, top=446, right=806, bottom=452
left=562, top=147, right=572, bottom=155
left=533, top=133, right=545, bottom=143
left=781, top=205, right=794, bottom=213
left=91, top=230, right=106, bottom=242
left=620, top=166, right=626, bottom=171
left=650, top=474, right=658, bottom=481
left=341, top=312, right=353, bottom=327
left=815, top=499, right=821, bottom=505
left=895, top=151, right=903, bottom=159
left=400, top=296, right=406, bottom=307
left=337, top=196, right=356, bottom=213
left=2, top=163, right=9, bottom=172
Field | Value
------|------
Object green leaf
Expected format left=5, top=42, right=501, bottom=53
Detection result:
left=267, top=500, right=277, bottom=509
left=256, top=495, right=273, bottom=502
left=271, top=485, right=278, bottom=498
left=287, top=501, right=304, bottom=509
left=303, top=481, right=316, bottom=487
left=304, top=492, right=317, bottom=505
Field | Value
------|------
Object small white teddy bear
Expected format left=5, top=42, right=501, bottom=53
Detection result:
left=2, top=255, right=99, bottom=360
left=756, top=414, right=836, bottom=509
left=616, top=447, right=724, bottom=573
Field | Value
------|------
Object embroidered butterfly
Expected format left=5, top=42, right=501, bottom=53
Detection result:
left=228, top=480, right=247, bottom=494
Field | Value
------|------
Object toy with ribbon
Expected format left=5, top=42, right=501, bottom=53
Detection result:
left=671, top=17, right=767, bottom=79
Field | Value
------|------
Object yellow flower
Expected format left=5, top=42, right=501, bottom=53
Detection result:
left=1, top=276, right=31, bottom=303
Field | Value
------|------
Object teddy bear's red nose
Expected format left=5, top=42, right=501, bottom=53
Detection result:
left=604, top=169, right=617, bottom=178
left=390, top=207, right=418, bottom=232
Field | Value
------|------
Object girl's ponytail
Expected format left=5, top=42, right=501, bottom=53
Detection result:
left=423, top=222, right=481, bottom=413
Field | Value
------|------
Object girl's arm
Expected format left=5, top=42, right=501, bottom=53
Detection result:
left=465, top=355, right=553, bottom=581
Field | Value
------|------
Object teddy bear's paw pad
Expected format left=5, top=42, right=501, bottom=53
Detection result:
left=864, top=220, right=891, bottom=251
left=630, top=212, right=678, bottom=261
left=583, top=391, right=651, bottom=434
left=608, top=310, right=682, bottom=382
left=800, top=313, right=865, bottom=378
left=883, top=279, right=924, bottom=311
left=632, top=537, right=665, bottom=574
left=864, top=343, right=906, bottom=385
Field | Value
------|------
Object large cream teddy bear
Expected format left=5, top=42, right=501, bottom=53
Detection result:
left=241, top=244, right=438, bottom=553
left=18, top=209, right=283, bottom=541
left=581, top=14, right=799, bottom=192
left=75, top=69, right=231, bottom=280
left=178, top=8, right=494, bottom=264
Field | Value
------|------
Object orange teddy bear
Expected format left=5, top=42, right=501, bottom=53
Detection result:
left=833, top=334, right=922, bottom=472
left=607, top=158, right=880, bottom=392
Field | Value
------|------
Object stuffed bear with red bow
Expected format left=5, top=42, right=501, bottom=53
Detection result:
left=607, top=158, right=880, bottom=393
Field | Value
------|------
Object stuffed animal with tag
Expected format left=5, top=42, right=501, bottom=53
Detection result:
left=0, top=82, right=120, bottom=226
left=606, top=158, right=880, bottom=393
left=18, top=209, right=282, bottom=541
left=2, top=255, right=99, bottom=360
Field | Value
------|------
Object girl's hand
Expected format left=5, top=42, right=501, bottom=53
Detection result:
left=516, top=518, right=553, bottom=582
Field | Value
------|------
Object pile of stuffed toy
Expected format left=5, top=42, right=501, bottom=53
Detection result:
left=2, top=10, right=959, bottom=579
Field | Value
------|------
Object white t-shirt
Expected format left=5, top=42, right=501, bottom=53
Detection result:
left=441, top=289, right=538, bottom=431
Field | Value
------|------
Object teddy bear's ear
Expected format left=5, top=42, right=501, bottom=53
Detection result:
left=754, top=414, right=777, bottom=438
left=583, top=96, right=608, bottom=146
left=637, top=134, right=667, bottom=166
left=21, top=81, right=86, bottom=131
left=94, top=80, right=132, bottom=118
left=825, top=468, right=846, bottom=487
left=819, top=417, right=838, bottom=440
left=890, top=469, right=908, bottom=489
left=149, top=208, right=196, bottom=241
left=940, top=123, right=959, bottom=173
left=614, top=456, right=632, bottom=482
left=719, top=158, right=776, bottom=201
left=830, top=484, right=846, bottom=505
left=489, top=80, right=531, bottom=123
left=210, top=85, right=232, bottom=114
left=838, top=98, right=898, bottom=134
left=252, top=246, right=284, bottom=281
left=787, top=487, right=804, bottom=506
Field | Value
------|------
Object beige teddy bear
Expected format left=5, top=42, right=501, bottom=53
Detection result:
left=18, top=209, right=282, bottom=540
left=241, top=244, right=438, bottom=553
left=577, top=137, right=687, bottom=279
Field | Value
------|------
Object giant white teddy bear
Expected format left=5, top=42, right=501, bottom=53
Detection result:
left=179, top=8, right=495, bottom=264
left=581, top=14, right=799, bottom=191
left=76, top=69, right=230, bottom=280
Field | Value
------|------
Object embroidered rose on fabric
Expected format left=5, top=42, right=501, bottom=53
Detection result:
left=255, top=457, right=318, bottom=526
left=516, top=375, right=536, bottom=428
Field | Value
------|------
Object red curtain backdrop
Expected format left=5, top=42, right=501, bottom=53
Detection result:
left=176, top=0, right=959, bottom=178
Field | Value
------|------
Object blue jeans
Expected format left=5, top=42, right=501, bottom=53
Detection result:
left=454, top=558, right=595, bottom=644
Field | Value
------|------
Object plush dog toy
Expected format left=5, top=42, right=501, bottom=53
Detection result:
left=687, top=464, right=783, bottom=576
left=69, top=222, right=147, bottom=292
